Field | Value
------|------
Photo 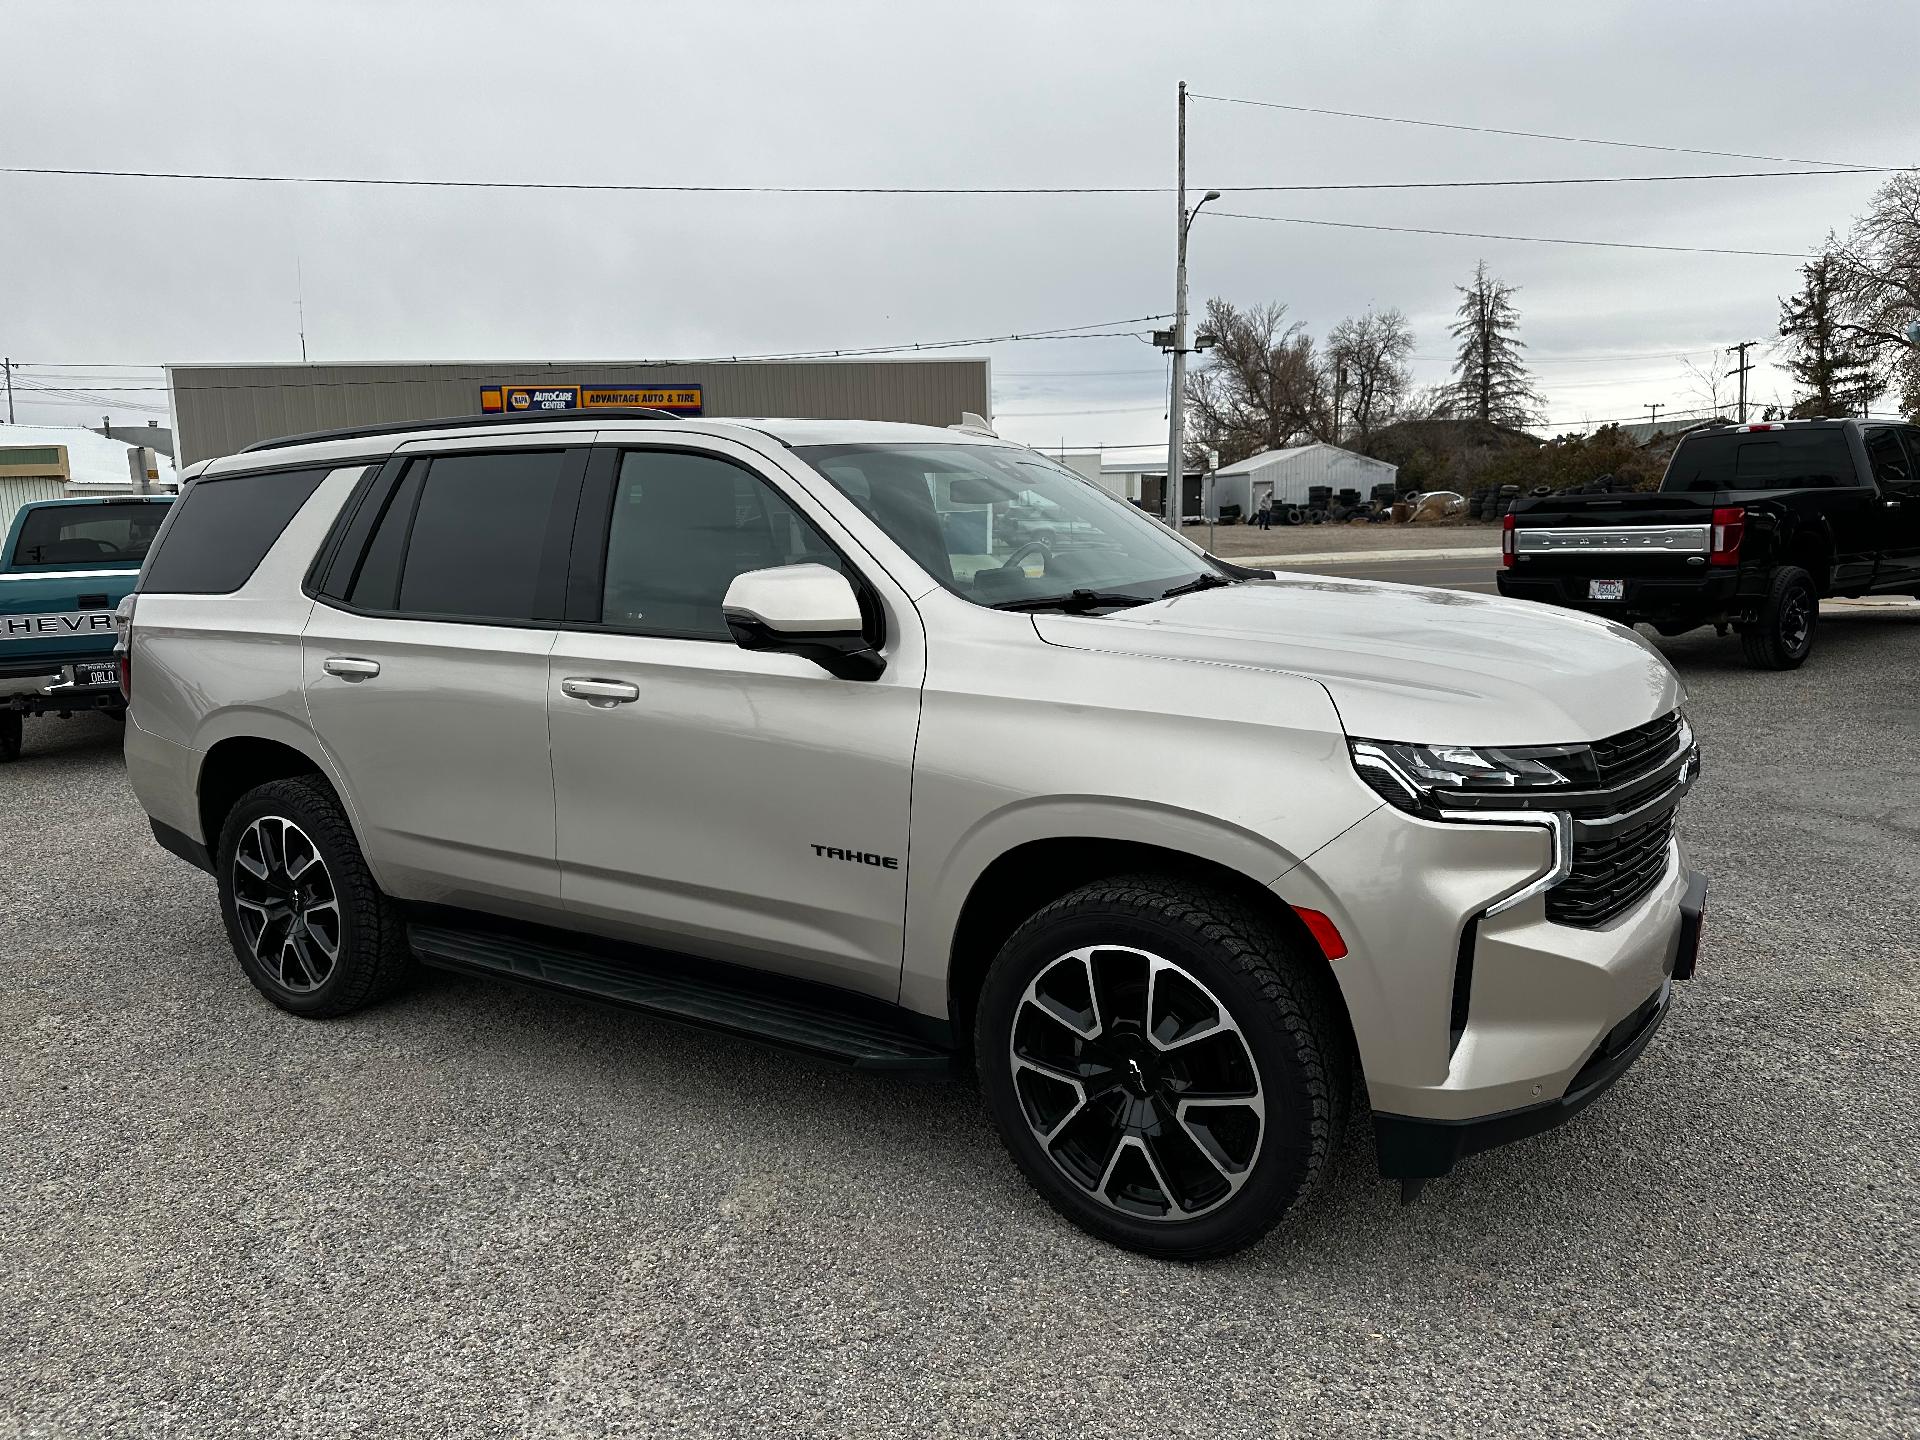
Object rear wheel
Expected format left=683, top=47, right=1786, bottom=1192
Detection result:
left=1740, top=565, right=1817, bottom=670
left=975, top=876, right=1348, bottom=1260
left=0, top=710, right=20, bottom=762
left=216, top=776, right=414, bottom=1018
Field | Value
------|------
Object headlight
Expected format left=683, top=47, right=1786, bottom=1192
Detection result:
left=1348, top=738, right=1592, bottom=817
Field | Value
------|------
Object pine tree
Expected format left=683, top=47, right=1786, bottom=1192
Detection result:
left=1448, top=260, right=1543, bottom=428
left=1778, top=254, right=1883, bottom=418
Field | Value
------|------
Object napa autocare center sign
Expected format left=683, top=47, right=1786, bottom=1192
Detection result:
left=480, top=383, right=704, bottom=414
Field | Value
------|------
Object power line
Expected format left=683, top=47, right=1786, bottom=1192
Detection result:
left=12, top=361, right=165, bottom=371
left=12, top=314, right=1176, bottom=389
left=1000, top=367, right=1168, bottom=378
left=1207, top=208, right=1805, bottom=258
left=1000, top=403, right=1162, bottom=418
left=1188, top=90, right=1884, bottom=171
left=0, top=162, right=1902, bottom=196
left=1416, top=348, right=1709, bottom=365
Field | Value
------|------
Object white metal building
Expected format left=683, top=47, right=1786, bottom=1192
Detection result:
left=1213, top=443, right=1398, bottom=518
left=0, top=424, right=177, bottom=537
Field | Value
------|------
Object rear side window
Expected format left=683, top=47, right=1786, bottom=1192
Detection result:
left=13, top=501, right=170, bottom=568
left=1864, top=428, right=1916, bottom=493
left=141, top=469, right=329, bottom=593
left=354, top=451, right=568, bottom=622
left=1659, top=430, right=1858, bottom=493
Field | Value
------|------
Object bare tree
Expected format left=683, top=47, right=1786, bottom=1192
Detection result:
left=1831, top=173, right=1920, bottom=413
left=1680, top=355, right=1731, bottom=418
left=1326, top=307, right=1415, bottom=447
left=1448, top=260, right=1543, bottom=427
left=1183, top=298, right=1329, bottom=467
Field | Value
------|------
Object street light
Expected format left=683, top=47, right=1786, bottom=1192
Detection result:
left=1165, top=187, right=1222, bottom=533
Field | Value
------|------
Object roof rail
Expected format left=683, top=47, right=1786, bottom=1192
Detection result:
left=241, top=407, right=683, bottom=454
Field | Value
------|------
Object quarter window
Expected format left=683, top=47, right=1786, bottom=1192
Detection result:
left=600, top=451, right=844, bottom=638
left=141, top=470, right=328, bottom=594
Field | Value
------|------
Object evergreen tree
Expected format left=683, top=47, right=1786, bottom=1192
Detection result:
left=1780, top=253, right=1884, bottom=417
left=1448, top=260, right=1543, bottom=427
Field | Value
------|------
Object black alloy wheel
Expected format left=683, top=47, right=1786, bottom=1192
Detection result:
left=1741, top=565, right=1817, bottom=670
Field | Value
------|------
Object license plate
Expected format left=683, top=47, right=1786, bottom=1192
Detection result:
left=1588, top=579, right=1626, bottom=602
left=73, top=661, right=119, bottom=689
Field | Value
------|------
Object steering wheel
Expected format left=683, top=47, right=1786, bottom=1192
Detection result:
left=999, top=539, right=1054, bottom=574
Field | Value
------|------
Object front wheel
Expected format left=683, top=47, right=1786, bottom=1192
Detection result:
left=975, top=876, right=1349, bottom=1260
left=216, top=776, right=414, bottom=1018
left=1740, top=565, right=1817, bottom=670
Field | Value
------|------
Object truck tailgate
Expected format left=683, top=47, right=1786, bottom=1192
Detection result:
left=0, top=568, right=131, bottom=675
left=1509, top=494, right=1718, bottom=577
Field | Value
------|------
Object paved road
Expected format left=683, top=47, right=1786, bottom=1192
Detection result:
left=3, top=612, right=1918, bottom=1438
left=1274, top=553, right=1500, bottom=593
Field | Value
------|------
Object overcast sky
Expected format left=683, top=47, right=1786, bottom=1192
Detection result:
left=3, top=0, right=1914, bottom=450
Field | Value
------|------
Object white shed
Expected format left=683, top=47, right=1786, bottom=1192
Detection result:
left=1210, top=443, right=1398, bottom=519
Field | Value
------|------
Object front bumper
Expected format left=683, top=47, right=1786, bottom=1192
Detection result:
left=1374, top=869, right=1702, bottom=1180
left=1275, top=781, right=1704, bottom=1168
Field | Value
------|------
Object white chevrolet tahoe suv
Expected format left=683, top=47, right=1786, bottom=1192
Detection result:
left=122, top=409, right=1704, bottom=1258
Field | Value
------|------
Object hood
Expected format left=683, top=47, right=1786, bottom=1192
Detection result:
left=1032, top=572, right=1683, bottom=746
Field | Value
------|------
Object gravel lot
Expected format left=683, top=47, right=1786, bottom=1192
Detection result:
left=3, top=612, right=1917, bottom=1439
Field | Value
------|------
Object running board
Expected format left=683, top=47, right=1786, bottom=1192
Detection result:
left=407, top=921, right=952, bottom=1075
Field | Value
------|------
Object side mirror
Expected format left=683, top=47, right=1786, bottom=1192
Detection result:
left=721, top=564, right=885, bottom=681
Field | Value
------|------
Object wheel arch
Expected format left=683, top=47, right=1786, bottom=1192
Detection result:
left=1763, top=507, right=1835, bottom=592
left=937, top=833, right=1355, bottom=1068
left=195, top=726, right=345, bottom=857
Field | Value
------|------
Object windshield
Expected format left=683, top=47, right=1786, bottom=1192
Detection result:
left=794, top=442, right=1214, bottom=608
left=1660, top=429, right=1858, bottom=493
left=11, top=502, right=168, bottom=568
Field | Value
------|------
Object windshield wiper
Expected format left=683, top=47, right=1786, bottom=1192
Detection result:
left=1159, top=572, right=1238, bottom=600
left=991, top=589, right=1156, bottom=613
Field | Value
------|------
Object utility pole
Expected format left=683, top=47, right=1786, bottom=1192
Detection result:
left=1645, top=402, right=1663, bottom=431
left=3, top=357, right=12, bottom=424
left=1725, top=340, right=1756, bottom=423
left=296, top=256, right=309, bottom=363
left=1165, top=81, right=1190, bottom=532
left=1162, top=81, right=1221, bottom=533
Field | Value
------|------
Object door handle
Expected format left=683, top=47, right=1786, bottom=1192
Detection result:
left=561, top=676, right=640, bottom=708
left=322, top=656, right=381, bottom=681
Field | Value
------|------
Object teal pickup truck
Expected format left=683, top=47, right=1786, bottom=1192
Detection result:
left=0, top=495, right=173, bottom=761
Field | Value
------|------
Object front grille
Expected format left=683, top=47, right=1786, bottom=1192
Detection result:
left=1590, top=710, right=1684, bottom=788
left=1547, top=809, right=1676, bottom=928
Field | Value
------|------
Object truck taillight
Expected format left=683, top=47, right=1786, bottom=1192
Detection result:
left=1710, top=506, right=1745, bottom=566
left=1501, top=513, right=1516, bottom=568
left=115, top=595, right=136, bottom=703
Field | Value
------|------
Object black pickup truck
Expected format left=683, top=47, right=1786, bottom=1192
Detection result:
left=1497, top=418, right=1920, bottom=668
